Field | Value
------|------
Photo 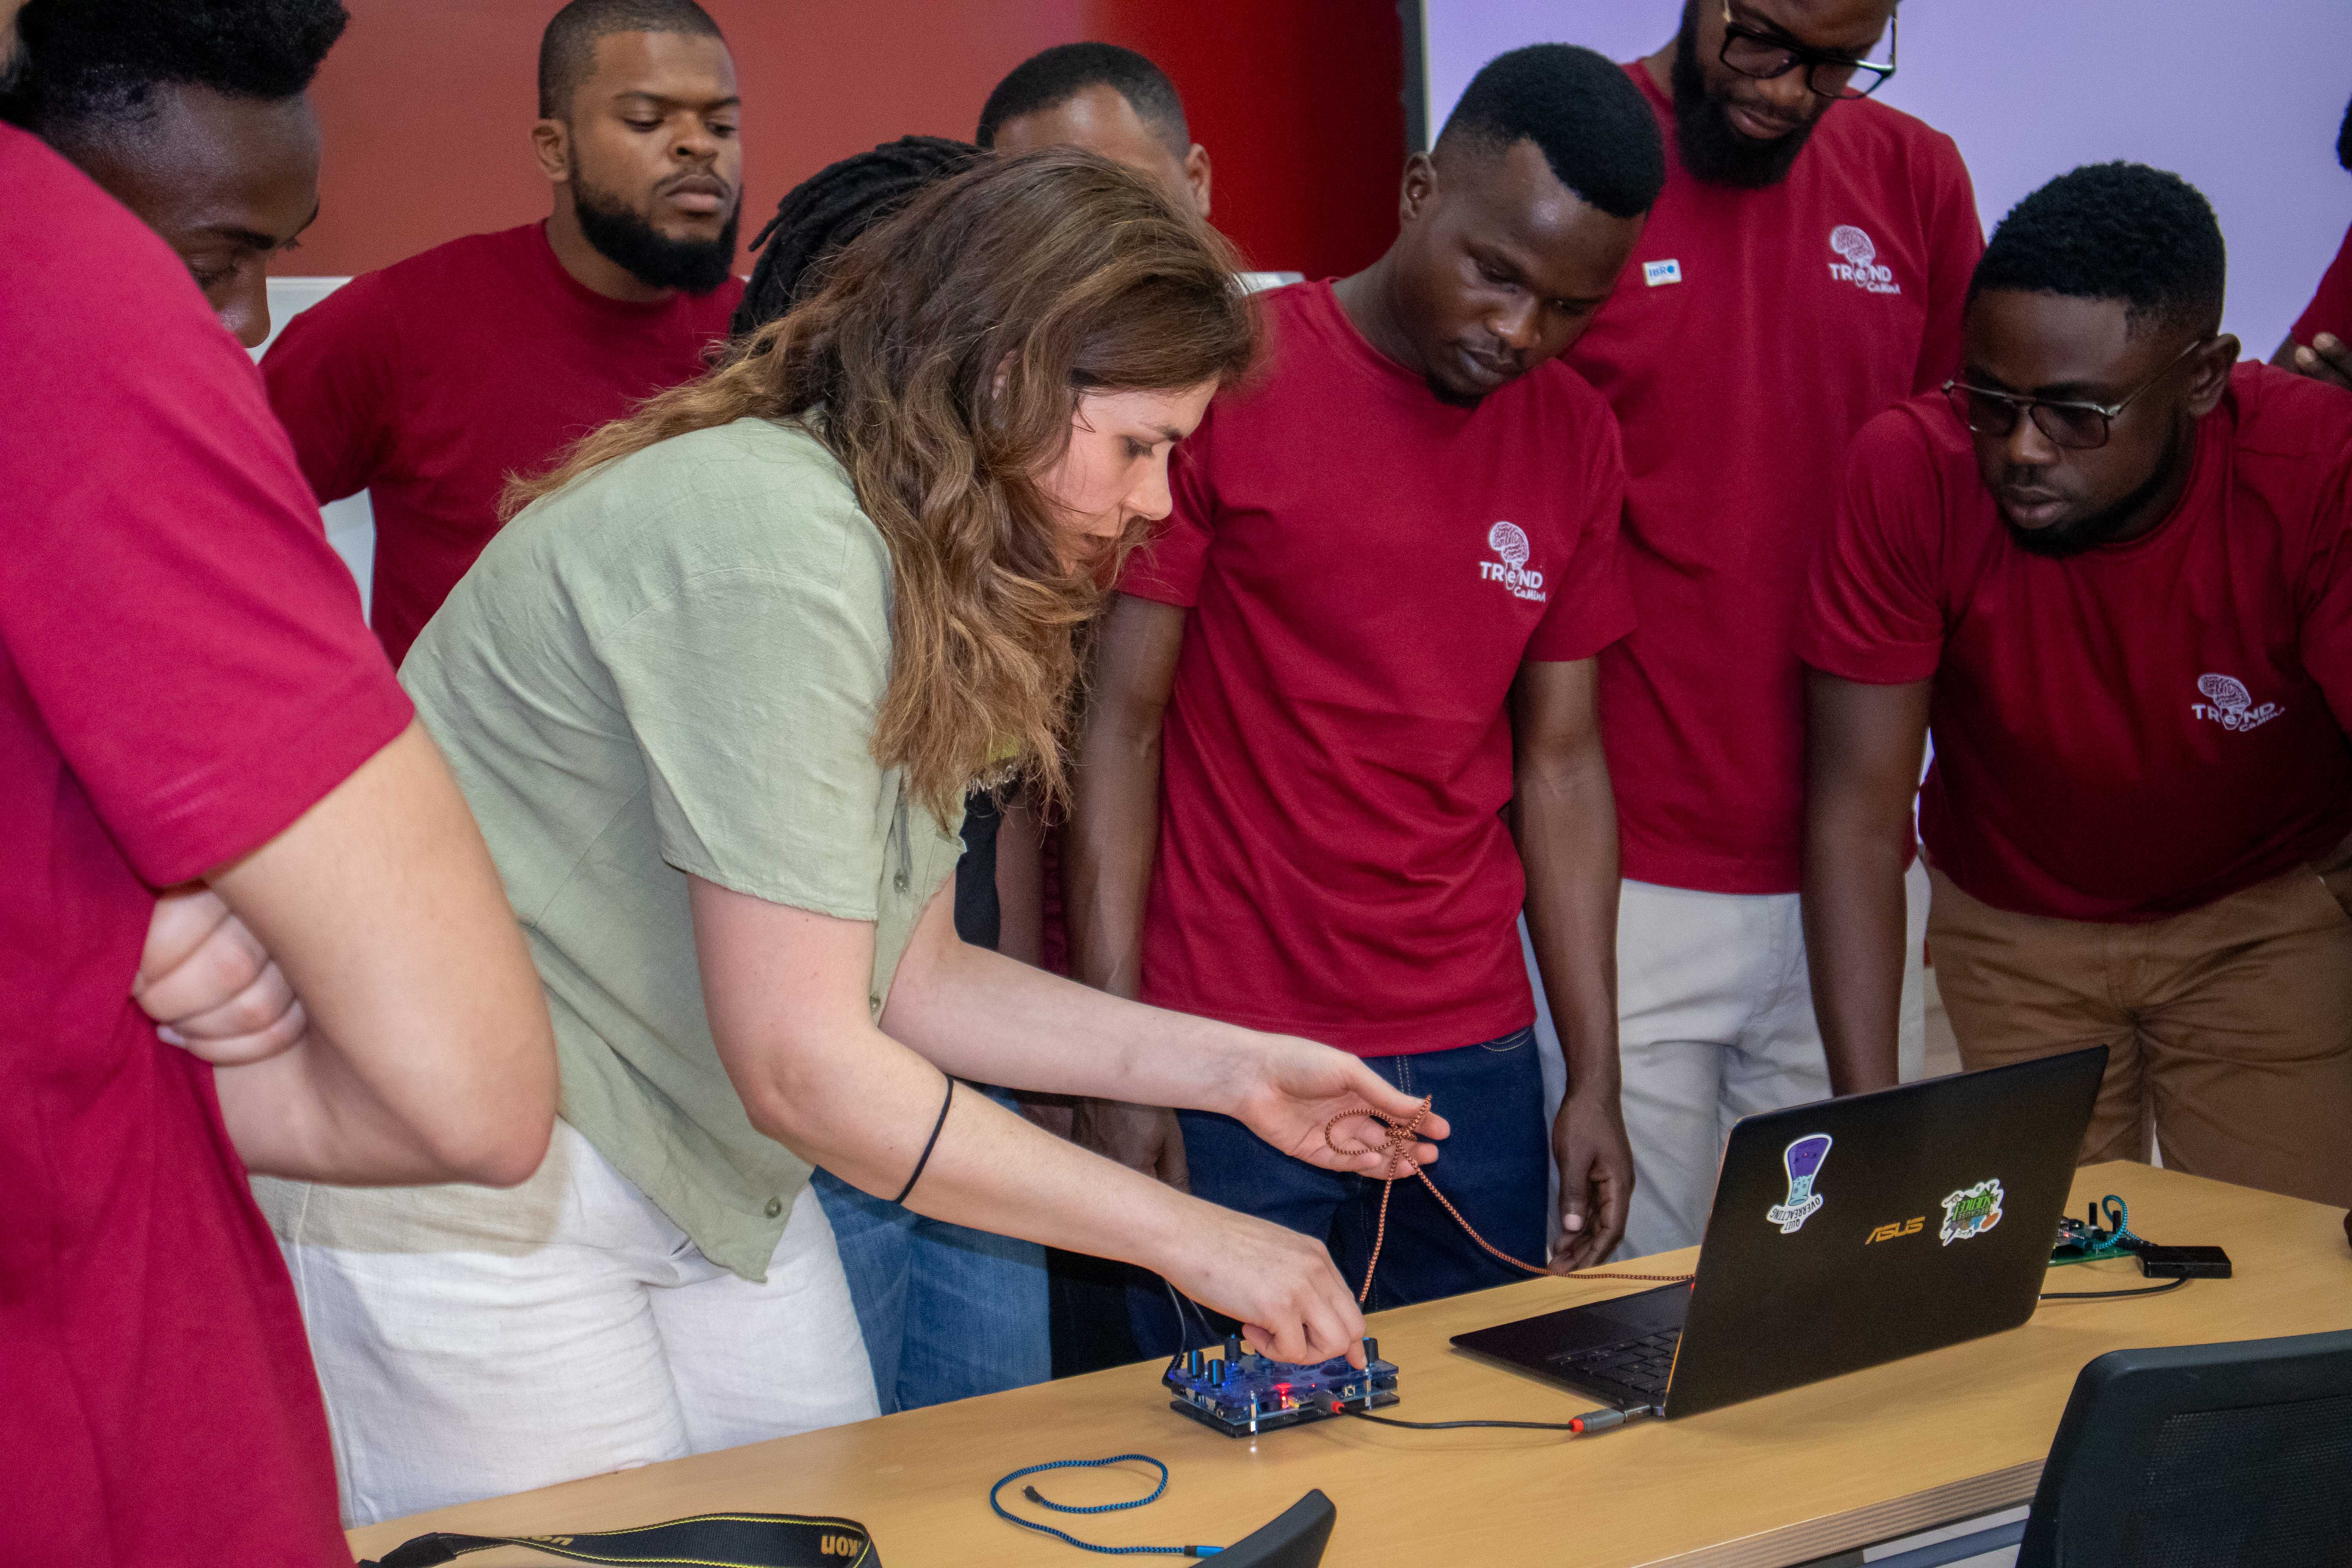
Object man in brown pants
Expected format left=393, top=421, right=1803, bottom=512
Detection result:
left=1799, top=162, right=2352, bottom=1210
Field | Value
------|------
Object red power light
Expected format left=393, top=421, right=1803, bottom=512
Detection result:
left=1273, top=1383, right=1291, bottom=1396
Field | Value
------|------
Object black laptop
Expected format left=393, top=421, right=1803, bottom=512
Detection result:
left=1452, top=1047, right=2105, bottom=1420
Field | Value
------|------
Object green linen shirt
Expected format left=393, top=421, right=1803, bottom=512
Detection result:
left=402, top=416, right=965, bottom=1281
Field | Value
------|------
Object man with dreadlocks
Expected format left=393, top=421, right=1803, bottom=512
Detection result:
left=1802, top=162, right=2352, bottom=1211
left=262, top=0, right=746, bottom=669
left=733, top=134, right=974, bottom=336
left=732, top=134, right=1059, bottom=1419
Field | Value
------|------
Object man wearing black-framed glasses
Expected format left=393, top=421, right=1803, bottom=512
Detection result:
left=1558, top=0, right=1980, bottom=1258
left=1677, top=0, right=1896, bottom=189
left=1801, top=163, right=2352, bottom=1213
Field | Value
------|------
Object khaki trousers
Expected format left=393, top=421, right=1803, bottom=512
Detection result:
left=1927, top=866, right=2352, bottom=1209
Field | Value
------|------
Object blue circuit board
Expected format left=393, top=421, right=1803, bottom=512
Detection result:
left=1164, top=1336, right=1400, bottom=1437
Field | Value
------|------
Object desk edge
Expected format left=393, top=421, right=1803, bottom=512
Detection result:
left=1639, top=1458, right=2043, bottom=1568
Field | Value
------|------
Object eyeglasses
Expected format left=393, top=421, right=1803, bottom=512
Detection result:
left=1941, top=338, right=2210, bottom=452
left=1718, top=2, right=1897, bottom=101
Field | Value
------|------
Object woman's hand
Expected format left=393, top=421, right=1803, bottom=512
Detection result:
left=1220, top=1034, right=1448, bottom=1175
left=134, top=885, right=308, bottom=1065
left=1155, top=1201, right=1370, bottom=1366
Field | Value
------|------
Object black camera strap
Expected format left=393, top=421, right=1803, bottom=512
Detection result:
left=357, top=1510, right=880, bottom=1568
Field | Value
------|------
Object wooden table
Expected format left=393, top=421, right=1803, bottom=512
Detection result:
left=348, top=1163, right=2352, bottom=1567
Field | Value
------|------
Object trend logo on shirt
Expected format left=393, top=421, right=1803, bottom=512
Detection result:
left=2192, top=672, right=2283, bottom=732
left=1827, top=225, right=1901, bottom=296
left=1479, top=521, right=1547, bottom=603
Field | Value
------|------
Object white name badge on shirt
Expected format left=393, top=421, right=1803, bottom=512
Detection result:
left=1643, top=259, right=1683, bottom=287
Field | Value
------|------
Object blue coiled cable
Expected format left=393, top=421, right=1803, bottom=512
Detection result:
left=988, top=1454, right=1221, bottom=1557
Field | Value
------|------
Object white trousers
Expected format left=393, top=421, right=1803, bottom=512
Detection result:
left=1531, top=866, right=1927, bottom=1260
left=1618, top=865, right=1929, bottom=1260
left=254, top=1122, right=877, bottom=1527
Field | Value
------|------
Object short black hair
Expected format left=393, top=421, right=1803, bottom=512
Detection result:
left=0, top=0, right=348, bottom=142
left=538, top=0, right=721, bottom=120
left=733, top=135, right=982, bottom=339
left=1971, top=162, right=2227, bottom=339
left=975, top=42, right=1187, bottom=156
left=1433, top=44, right=1666, bottom=221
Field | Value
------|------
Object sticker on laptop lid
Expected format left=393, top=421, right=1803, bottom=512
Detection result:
left=1765, top=1133, right=1833, bottom=1234
left=1938, top=1179, right=2005, bottom=1245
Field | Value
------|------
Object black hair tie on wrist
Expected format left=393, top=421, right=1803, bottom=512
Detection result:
left=893, top=1076, right=955, bottom=1205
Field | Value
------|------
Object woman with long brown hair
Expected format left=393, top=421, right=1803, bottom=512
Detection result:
left=254, top=150, right=1447, bottom=1524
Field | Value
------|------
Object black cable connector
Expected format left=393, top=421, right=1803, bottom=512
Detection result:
left=1323, top=1393, right=1645, bottom=1435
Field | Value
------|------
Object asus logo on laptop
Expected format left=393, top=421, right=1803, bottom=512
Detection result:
left=1865, top=1216, right=1925, bottom=1245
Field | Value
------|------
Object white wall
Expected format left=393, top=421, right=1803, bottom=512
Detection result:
left=1422, top=1, right=2352, bottom=356
left=254, top=277, right=374, bottom=614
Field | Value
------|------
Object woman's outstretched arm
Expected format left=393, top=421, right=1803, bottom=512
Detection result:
left=692, top=877, right=1441, bottom=1365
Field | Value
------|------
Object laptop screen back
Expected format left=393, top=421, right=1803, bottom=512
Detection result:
left=1664, top=1047, right=2105, bottom=1418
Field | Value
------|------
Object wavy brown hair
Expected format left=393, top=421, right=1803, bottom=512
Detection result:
left=511, top=150, right=1257, bottom=819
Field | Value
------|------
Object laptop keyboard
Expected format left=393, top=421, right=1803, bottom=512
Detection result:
left=1548, top=1327, right=1679, bottom=1398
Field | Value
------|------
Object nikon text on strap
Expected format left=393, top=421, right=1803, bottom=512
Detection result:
left=356, top=1510, right=880, bottom=1568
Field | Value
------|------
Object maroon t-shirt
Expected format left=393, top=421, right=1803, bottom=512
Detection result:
left=1, top=126, right=412, bottom=1564
left=2289, top=220, right=2352, bottom=352
left=1564, top=63, right=1982, bottom=895
left=262, top=222, right=742, bottom=667
left=1798, top=363, right=2352, bottom=922
left=1120, top=281, right=1635, bottom=1055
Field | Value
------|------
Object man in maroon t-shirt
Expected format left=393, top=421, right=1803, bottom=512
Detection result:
left=981, top=42, right=1212, bottom=230
left=2271, top=90, right=2352, bottom=390
left=1561, top=0, right=1981, bottom=1258
left=1068, top=47, right=1663, bottom=1310
left=0, top=7, right=559, bottom=1561
left=3, top=0, right=330, bottom=348
left=1802, top=163, right=2352, bottom=1210
left=262, top=0, right=745, bottom=668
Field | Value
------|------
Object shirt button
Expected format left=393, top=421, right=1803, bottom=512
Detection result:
left=765, top=1197, right=784, bottom=1218
left=894, top=869, right=910, bottom=893
left=869, top=992, right=882, bottom=1012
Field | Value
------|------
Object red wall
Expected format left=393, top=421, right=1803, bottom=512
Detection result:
left=282, top=0, right=1405, bottom=285
left=1084, top=0, right=1406, bottom=279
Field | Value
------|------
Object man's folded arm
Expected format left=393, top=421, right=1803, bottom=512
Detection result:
left=205, top=721, right=558, bottom=1187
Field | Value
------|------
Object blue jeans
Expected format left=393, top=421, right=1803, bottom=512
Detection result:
left=811, top=1091, right=1051, bottom=1414
left=1175, top=1027, right=1548, bottom=1319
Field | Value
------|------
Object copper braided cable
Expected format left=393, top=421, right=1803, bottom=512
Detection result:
left=1323, top=1098, right=1694, bottom=1306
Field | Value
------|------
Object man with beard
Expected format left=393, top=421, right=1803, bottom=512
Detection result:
left=1069, top=45, right=1664, bottom=1309
left=1801, top=162, right=2352, bottom=1211
left=1559, top=0, right=1981, bottom=1257
left=264, top=0, right=744, bottom=668
left=2271, top=91, right=2352, bottom=389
